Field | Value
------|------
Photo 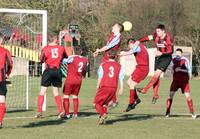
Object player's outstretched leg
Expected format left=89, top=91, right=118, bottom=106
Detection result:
left=152, top=79, right=160, bottom=104
left=137, top=70, right=161, bottom=94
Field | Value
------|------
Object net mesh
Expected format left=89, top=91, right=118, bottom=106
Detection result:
left=0, top=11, right=44, bottom=110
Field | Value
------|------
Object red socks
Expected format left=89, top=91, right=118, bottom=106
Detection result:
left=187, top=99, right=194, bottom=113
left=95, top=103, right=104, bottom=117
left=73, top=98, right=79, bottom=115
left=0, top=103, right=6, bottom=124
left=55, top=95, right=63, bottom=113
left=63, top=98, right=70, bottom=115
left=166, top=98, right=173, bottom=114
left=63, top=98, right=79, bottom=115
left=143, top=76, right=159, bottom=93
left=129, top=89, right=139, bottom=104
left=37, top=95, right=44, bottom=112
left=129, top=89, right=135, bottom=104
left=153, top=79, right=160, bottom=97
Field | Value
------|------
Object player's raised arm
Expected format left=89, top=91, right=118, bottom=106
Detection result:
left=96, top=65, right=103, bottom=90
left=93, top=23, right=123, bottom=57
left=119, top=38, right=141, bottom=57
left=95, top=34, right=121, bottom=54
left=62, top=55, right=74, bottom=64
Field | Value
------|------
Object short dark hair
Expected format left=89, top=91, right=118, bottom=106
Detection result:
left=117, top=23, right=124, bottom=33
left=176, top=48, right=183, bottom=53
left=109, top=50, right=117, bottom=59
left=156, top=24, right=165, bottom=31
left=127, top=38, right=136, bottom=45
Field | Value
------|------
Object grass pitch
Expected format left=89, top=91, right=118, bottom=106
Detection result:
left=1, top=77, right=200, bottom=139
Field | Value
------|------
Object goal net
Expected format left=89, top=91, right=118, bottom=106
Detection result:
left=0, top=8, right=47, bottom=110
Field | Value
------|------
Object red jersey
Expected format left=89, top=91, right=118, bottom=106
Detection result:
left=65, top=55, right=88, bottom=84
left=0, top=46, right=13, bottom=82
left=40, top=45, right=67, bottom=69
left=102, top=33, right=122, bottom=62
left=139, top=33, right=174, bottom=56
left=99, top=60, right=122, bottom=88
left=134, top=44, right=149, bottom=68
left=172, top=56, right=191, bottom=82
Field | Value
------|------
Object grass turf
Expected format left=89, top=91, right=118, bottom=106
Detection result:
left=1, top=77, right=200, bottom=139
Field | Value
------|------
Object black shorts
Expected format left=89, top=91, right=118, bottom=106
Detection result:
left=0, top=82, right=7, bottom=96
left=41, top=68, right=62, bottom=87
left=155, top=55, right=172, bottom=72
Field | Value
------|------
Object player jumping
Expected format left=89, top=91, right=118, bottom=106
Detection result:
left=35, top=33, right=67, bottom=118
left=0, top=34, right=13, bottom=128
left=119, top=38, right=149, bottom=112
left=136, top=24, right=174, bottom=104
left=165, top=48, right=196, bottom=119
left=93, top=51, right=124, bottom=125
left=93, top=23, right=124, bottom=108
left=62, top=50, right=88, bottom=119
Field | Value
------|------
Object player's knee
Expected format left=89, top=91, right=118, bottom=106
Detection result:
left=0, top=95, right=6, bottom=103
left=64, top=95, right=69, bottom=98
left=185, top=93, right=191, bottom=100
left=72, top=95, right=78, bottom=99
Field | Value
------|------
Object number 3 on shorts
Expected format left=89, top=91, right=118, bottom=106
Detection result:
left=108, top=66, right=114, bottom=78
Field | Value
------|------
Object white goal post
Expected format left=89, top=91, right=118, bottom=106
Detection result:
left=0, top=8, right=47, bottom=111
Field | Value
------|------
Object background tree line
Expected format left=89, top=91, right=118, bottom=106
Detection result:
left=0, top=0, right=199, bottom=75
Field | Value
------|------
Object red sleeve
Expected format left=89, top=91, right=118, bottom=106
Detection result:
left=139, top=36, right=150, bottom=42
left=139, top=33, right=155, bottom=42
left=5, top=50, right=13, bottom=76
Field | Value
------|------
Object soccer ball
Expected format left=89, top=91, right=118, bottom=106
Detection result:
left=123, top=21, right=132, bottom=31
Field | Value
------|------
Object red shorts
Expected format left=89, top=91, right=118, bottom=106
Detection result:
left=94, top=87, right=117, bottom=106
left=131, top=67, right=149, bottom=83
left=170, top=80, right=190, bottom=94
left=63, top=82, right=82, bottom=96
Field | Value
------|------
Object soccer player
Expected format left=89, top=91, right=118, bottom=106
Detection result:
left=62, top=51, right=88, bottom=119
left=93, top=51, right=124, bottom=125
left=119, top=38, right=149, bottom=112
left=136, top=24, right=174, bottom=103
left=0, top=34, right=13, bottom=128
left=93, top=23, right=124, bottom=107
left=35, top=33, right=67, bottom=118
left=165, top=48, right=196, bottom=118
